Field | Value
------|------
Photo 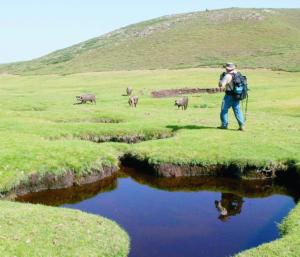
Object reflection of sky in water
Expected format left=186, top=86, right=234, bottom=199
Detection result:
left=63, top=177, right=295, bottom=257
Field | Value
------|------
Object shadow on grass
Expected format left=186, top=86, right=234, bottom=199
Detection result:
left=166, top=125, right=236, bottom=132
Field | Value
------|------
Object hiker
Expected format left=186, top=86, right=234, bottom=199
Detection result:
left=218, top=63, right=247, bottom=131
left=215, top=193, right=244, bottom=222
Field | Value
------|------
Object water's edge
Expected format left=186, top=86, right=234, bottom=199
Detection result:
left=3, top=154, right=299, bottom=199
left=15, top=166, right=299, bottom=257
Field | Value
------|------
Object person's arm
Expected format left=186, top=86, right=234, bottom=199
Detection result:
left=219, top=74, right=230, bottom=88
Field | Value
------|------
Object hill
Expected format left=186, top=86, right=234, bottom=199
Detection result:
left=1, top=8, right=300, bottom=74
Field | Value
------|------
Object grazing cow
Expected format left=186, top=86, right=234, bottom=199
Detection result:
left=174, top=96, right=188, bottom=110
left=75, top=94, right=96, bottom=104
left=128, top=96, right=139, bottom=108
left=126, top=87, right=133, bottom=96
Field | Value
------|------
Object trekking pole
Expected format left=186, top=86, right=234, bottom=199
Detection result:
left=244, top=94, right=248, bottom=122
left=242, top=100, right=245, bottom=122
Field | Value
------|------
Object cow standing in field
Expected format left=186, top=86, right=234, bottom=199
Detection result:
left=175, top=96, right=188, bottom=110
left=75, top=94, right=96, bottom=104
left=126, top=87, right=133, bottom=96
left=128, top=96, right=139, bottom=108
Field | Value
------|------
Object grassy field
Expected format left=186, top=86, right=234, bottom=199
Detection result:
left=0, top=68, right=299, bottom=191
left=0, top=68, right=299, bottom=256
left=1, top=8, right=300, bottom=74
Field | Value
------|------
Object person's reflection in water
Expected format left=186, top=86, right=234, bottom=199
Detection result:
left=215, top=193, right=244, bottom=222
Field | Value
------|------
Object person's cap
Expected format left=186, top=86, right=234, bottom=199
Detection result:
left=224, top=63, right=236, bottom=71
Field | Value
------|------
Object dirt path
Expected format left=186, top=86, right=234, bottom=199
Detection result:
left=151, top=87, right=225, bottom=98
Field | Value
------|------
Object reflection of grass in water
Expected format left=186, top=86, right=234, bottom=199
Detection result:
left=17, top=168, right=298, bottom=206
left=122, top=167, right=297, bottom=199
left=16, top=174, right=118, bottom=206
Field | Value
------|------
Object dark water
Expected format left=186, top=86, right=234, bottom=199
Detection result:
left=17, top=168, right=298, bottom=257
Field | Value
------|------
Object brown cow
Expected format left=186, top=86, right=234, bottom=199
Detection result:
left=75, top=94, right=96, bottom=104
left=126, top=87, right=133, bottom=96
left=128, top=96, right=139, bottom=107
left=174, top=96, right=188, bottom=110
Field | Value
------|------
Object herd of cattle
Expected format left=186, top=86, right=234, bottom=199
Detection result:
left=74, top=87, right=189, bottom=110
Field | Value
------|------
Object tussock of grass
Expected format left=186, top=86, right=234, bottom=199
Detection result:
left=0, top=201, right=129, bottom=257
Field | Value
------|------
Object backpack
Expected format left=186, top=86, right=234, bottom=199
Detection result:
left=220, top=72, right=249, bottom=100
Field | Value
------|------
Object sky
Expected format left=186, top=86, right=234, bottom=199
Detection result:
left=1, top=0, right=300, bottom=64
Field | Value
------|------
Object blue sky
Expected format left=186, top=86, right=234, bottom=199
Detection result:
left=1, top=0, right=300, bottom=63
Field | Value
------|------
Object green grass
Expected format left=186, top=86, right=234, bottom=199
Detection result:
left=0, top=201, right=130, bottom=257
left=0, top=68, right=299, bottom=256
left=1, top=8, right=300, bottom=75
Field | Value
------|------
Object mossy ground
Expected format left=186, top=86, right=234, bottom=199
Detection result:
left=0, top=68, right=299, bottom=256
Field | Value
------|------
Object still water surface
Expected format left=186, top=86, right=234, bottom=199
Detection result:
left=17, top=168, right=298, bottom=257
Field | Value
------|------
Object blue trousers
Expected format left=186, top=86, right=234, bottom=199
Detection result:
left=220, top=94, right=244, bottom=128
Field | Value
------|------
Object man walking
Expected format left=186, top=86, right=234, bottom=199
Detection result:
left=218, top=63, right=245, bottom=131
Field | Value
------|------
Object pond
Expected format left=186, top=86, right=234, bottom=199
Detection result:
left=17, top=167, right=299, bottom=257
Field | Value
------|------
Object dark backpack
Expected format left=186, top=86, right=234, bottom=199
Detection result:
left=220, top=72, right=249, bottom=100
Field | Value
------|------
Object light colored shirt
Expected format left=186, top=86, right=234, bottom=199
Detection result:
left=219, top=71, right=237, bottom=91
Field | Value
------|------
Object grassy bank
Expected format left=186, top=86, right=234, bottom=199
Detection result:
left=0, top=68, right=299, bottom=256
left=0, top=201, right=129, bottom=257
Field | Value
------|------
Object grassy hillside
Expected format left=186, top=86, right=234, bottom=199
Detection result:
left=1, top=8, right=300, bottom=75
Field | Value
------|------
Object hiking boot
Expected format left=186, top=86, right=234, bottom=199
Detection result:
left=238, top=126, right=245, bottom=131
left=217, top=126, right=228, bottom=130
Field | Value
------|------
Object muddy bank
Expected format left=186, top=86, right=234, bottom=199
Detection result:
left=121, top=154, right=298, bottom=180
left=54, top=118, right=123, bottom=124
left=4, top=154, right=298, bottom=200
left=123, top=167, right=300, bottom=200
left=16, top=167, right=300, bottom=206
left=8, top=165, right=118, bottom=198
left=151, top=87, right=225, bottom=98
left=16, top=174, right=118, bottom=206
left=80, top=132, right=173, bottom=144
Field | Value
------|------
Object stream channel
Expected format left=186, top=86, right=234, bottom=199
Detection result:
left=17, top=167, right=299, bottom=257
